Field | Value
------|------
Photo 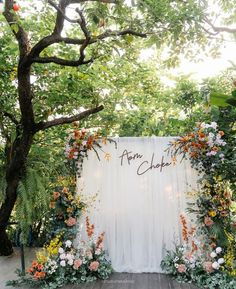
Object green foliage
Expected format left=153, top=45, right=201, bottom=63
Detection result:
left=16, top=167, right=50, bottom=244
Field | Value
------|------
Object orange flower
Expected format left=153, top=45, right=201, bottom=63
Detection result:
left=210, top=242, right=217, bottom=248
left=190, top=151, right=198, bottom=158
left=67, top=207, right=73, bottom=213
left=49, top=202, right=56, bottom=209
left=219, top=131, right=224, bottom=136
left=180, top=136, right=190, bottom=142
left=31, top=260, right=38, bottom=268
left=86, top=136, right=94, bottom=149
left=74, top=130, right=80, bottom=139
left=86, top=216, right=95, bottom=238
left=191, top=240, right=198, bottom=253
left=180, top=214, right=188, bottom=242
left=198, top=131, right=205, bottom=138
left=183, top=145, right=189, bottom=152
left=212, top=146, right=218, bottom=152
left=53, top=191, right=60, bottom=200
left=96, top=232, right=105, bottom=248
left=62, top=187, right=69, bottom=193
left=39, top=271, right=46, bottom=279
left=37, top=263, right=44, bottom=271
left=34, top=271, right=40, bottom=280
left=27, top=267, right=34, bottom=274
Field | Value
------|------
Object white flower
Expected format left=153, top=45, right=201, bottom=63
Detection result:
left=210, top=122, right=218, bottom=130
left=190, top=263, right=196, bottom=269
left=219, top=154, right=224, bottom=158
left=174, top=264, right=179, bottom=268
left=218, top=258, right=224, bottom=265
left=60, top=260, right=66, bottom=267
left=95, top=249, right=101, bottom=255
left=66, top=253, right=75, bottom=261
left=65, top=240, right=72, bottom=248
left=212, top=261, right=220, bottom=270
left=68, top=259, right=74, bottom=266
left=174, top=256, right=179, bottom=262
left=60, top=253, right=66, bottom=260
left=58, top=247, right=64, bottom=254
left=215, top=247, right=222, bottom=254
left=210, top=252, right=217, bottom=258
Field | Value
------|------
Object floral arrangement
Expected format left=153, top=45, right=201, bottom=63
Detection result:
left=7, top=127, right=113, bottom=289
left=161, top=215, right=236, bottom=289
left=162, top=121, right=236, bottom=288
left=170, top=121, right=226, bottom=173
left=19, top=217, right=112, bottom=289
left=64, top=126, right=111, bottom=177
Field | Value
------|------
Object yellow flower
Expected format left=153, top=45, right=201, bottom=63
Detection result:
left=67, top=207, right=73, bottom=213
left=208, top=210, right=217, bottom=217
left=45, top=235, right=62, bottom=256
left=36, top=249, right=48, bottom=264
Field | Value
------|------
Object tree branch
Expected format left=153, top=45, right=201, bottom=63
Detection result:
left=204, top=18, right=236, bottom=34
left=2, top=112, right=19, bottom=125
left=35, top=105, right=104, bottom=131
left=32, top=56, right=93, bottom=66
left=3, top=0, right=30, bottom=58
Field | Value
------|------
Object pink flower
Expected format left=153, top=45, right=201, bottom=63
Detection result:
left=177, top=264, right=186, bottom=273
left=65, top=217, right=77, bottom=227
left=204, top=216, right=214, bottom=227
left=203, top=261, right=214, bottom=273
left=73, top=259, right=82, bottom=270
left=89, top=261, right=99, bottom=271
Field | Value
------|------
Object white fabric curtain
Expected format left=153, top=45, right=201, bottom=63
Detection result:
left=77, top=137, right=199, bottom=273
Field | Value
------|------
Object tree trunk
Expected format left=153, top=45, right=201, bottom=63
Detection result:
left=0, top=176, right=19, bottom=255
left=0, top=132, right=34, bottom=255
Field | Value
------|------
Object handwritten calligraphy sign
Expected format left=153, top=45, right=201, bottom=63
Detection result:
left=119, top=149, right=172, bottom=175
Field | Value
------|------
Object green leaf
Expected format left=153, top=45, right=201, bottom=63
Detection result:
left=11, top=24, right=19, bottom=34
left=226, top=98, right=236, bottom=107
left=231, top=89, right=236, bottom=98
left=210, top=92, right=231, bottom=107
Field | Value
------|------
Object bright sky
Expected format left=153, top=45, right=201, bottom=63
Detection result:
left=139, top=36, right=236, bottom=83
left=171, top=41, right=236, bottom=80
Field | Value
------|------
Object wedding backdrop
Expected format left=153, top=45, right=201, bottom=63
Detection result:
left=77, top=137, right=199, bottom=273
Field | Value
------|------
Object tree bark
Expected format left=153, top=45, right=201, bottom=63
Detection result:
left=0, top=63, right=34, bottom=255
left=0, top=132, right=34, bottom=255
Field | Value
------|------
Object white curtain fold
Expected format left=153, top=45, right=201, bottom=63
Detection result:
left=77, top=137, right=199, bottom=273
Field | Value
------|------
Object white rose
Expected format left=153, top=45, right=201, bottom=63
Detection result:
left=60, top=253, right=66, bottom=260
left=212, top=261, right=220, bottom=270
left=218, top=258, right=224, bottom=265
left=216, top=247, right=222, bottom=254
left=68, top=259, right=74, bottom=266
left=60, top=260, right=66, bottom=267
left=58, top=247, right=64, bottom=254
left=66, top=253, right=74, bottom=260
left=65, top=240, right=72, bottom=248
left=210, top=252, right=217, bottom=258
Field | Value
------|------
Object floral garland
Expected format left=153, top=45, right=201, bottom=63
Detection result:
left=7, top=128, right=113, bottom=289
left=161, top=122, right=236, bottom=289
